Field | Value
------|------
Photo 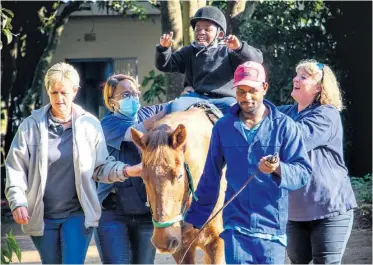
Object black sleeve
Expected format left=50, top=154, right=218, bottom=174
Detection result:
left=229, top=41, right=263, bottom=69
left=155, top=45, right=188, bottom=73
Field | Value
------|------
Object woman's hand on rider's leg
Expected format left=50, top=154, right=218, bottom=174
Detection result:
left=181, top=86, right=194, bottom=96
left=143, top=109, right=167, bottom=131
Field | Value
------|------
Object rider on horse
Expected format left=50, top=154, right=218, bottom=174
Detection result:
left=155, top=6, right=263, bottom=115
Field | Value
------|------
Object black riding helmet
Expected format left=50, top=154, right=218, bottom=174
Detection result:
left=190, top=6, right=227, bottom=36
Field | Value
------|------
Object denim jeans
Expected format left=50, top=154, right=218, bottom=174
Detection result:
left=220, top=229, right=286, bottom=264
left=286, top=210, right=354, bottom=264
left=31, top=211, right=93, bottom=264
left=94, top=210, right=156, bottom=264
left=171, top=92, right=237, bottom=115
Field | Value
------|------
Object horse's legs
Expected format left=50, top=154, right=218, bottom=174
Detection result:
left=203, top=237, right=225, bottom=264
left=172, top=247, right=196, bottom=264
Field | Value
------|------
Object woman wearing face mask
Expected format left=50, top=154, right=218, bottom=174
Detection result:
left=95, top=74, right=170, bottom=264
left=278, top=60, right=357, bottom=264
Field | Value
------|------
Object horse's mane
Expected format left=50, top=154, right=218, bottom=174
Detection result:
left=142, top=128, right=176, bottom=170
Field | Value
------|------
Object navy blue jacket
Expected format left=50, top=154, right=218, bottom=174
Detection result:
left=185, top=100, right=311, bottom=235
left=155, top=41, right=263, bottom=98
left=278, top=103, right=357, bottom=221
left=98, top=104, right=167, bottom=217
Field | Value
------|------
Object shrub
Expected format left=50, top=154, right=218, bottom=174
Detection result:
left=1, top=230, right=22, bottom=264
left=351, top=174, right=372, bottom=204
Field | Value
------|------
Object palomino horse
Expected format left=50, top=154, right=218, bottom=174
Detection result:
left=131, top=108, right=226, bottom=264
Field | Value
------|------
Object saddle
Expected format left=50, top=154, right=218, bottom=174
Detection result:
left=185, top=102, right=224, bottom=124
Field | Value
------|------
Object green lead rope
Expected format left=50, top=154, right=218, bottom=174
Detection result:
left=184, top=162, right=198, bottom=202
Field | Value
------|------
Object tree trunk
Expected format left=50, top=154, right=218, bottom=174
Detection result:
left=3, top=38, right=19, bottom=156
left=21, top=1, right=83, bottom=116
left=159, top=0, right=185, bottom=100
left=226, top=0, right=257, bottom=35
left=182, top=0, right=206, bottom=46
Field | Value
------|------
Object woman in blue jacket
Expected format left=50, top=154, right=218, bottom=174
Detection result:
left=279, top=60, right=357, bottom=264
left=95, top=74, right=170, bottom=264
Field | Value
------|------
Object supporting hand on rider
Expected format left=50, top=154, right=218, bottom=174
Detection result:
left=181, top=86, right=194, bottom=96
left=143, top=109, right=167, bottom=131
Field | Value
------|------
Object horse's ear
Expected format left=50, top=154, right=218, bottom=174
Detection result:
left=131, top=128, right=147, bottom=150
left=171, top=124, right=187, bottom=150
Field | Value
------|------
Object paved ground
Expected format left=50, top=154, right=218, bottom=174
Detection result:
left=1, top=218, right=371, bottom=264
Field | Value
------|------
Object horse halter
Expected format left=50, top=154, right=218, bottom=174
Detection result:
left=150, top=162, right=198, bottom=228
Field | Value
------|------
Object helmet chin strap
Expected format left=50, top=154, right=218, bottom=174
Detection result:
left=212, top=26, right=223, bottom=45
left=194, top=25, right=223, bottom=56
left=205, top=26, right=223, bottom=48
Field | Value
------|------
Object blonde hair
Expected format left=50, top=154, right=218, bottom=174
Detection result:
left=44, top=62, right=80, bottom=91
left=103, top=74, right=139, bottom=112
left=296, top=59, right=343, bottom=111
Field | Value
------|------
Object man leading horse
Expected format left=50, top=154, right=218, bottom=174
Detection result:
left=182, top=61, right=312, bottom=264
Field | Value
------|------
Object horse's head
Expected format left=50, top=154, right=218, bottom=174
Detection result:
left=131, top=124, right=191, bottom=253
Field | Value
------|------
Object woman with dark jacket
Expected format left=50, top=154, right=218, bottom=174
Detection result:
left=95, top=74, right=170, bottom=264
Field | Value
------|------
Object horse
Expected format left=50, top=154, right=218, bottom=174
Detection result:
left=131, top=108, right=226, bottom=264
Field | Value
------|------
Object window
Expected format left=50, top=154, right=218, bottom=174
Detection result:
left=113, top=58, right=138, bottom=81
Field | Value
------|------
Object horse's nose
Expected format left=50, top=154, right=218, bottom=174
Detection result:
left=151, top=227, right=182, bottom=253
left=167, top=236, right=180, bottom=250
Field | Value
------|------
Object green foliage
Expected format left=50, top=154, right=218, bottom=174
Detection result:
left=142, top=70, right=167, bottom=104
left=0, top=3, right=58, bottom=53
left=351, top=174, right=372, bottom=204
left=1, top=230, right=22, bottom=264
left=0, top=7, right=15, bottom=49
left=37, top=2, right=60, bottom=34
left=237, top=0, right=338, bottom=105
left=97, top=1, right=147, bottom=20
left=211, top=0, right=228, bottom=11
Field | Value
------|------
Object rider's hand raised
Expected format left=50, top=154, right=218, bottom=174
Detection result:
left=225, top=35, right=241, bottom=50
left=160, top=31, right=174, bottom=48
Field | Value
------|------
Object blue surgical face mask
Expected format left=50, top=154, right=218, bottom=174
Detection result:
left=117, top=96, right=141, bottom=118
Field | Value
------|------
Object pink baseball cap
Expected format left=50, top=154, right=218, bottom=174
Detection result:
left=233, top=61, right=266, bottom=89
